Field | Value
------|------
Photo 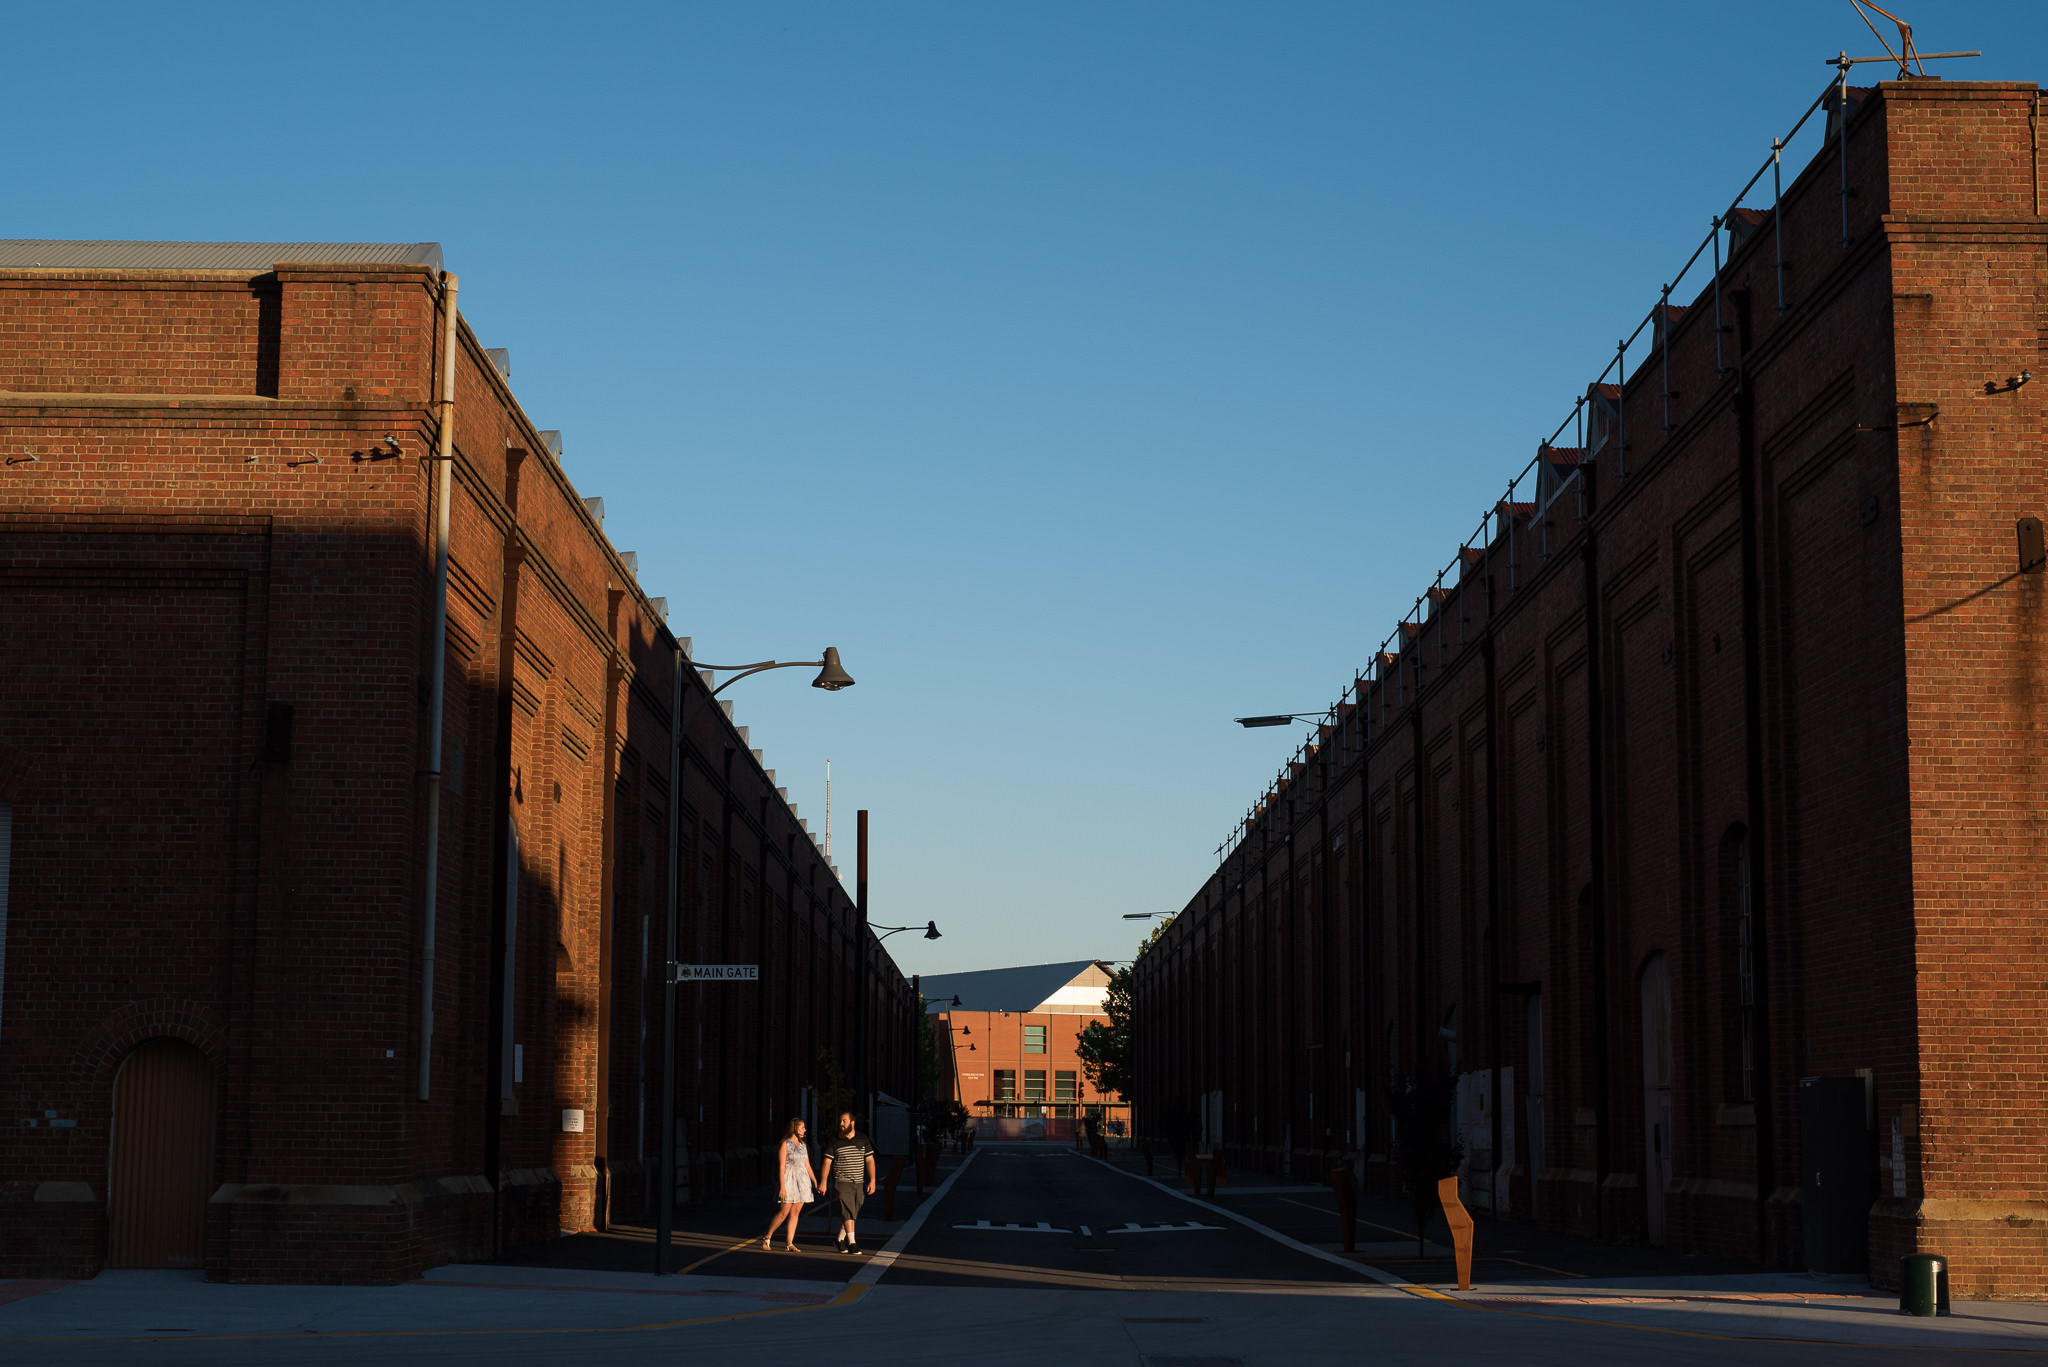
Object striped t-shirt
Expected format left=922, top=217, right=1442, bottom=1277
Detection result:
left=824, top=1134, right=873, bottom=1185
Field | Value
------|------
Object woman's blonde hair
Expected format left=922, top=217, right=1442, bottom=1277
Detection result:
left=779, top=1116, right=805, bottom=1145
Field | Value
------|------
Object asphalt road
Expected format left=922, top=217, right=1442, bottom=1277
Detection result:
left=883, top=1145, right=1358, bottom=1292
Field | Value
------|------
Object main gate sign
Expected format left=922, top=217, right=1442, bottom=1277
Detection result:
left=667, top=963, right=759, bottom=983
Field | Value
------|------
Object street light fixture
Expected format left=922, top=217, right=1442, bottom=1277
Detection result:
left=1122, top=913, right=1171, bottom=920
left=656, top=641, right=852, bottom=1276
left=695, top=645, right=856, bottom=696
left=875, top=921, right=942, bottom=941
left=854, top=919, right=941, bottom=1136
left=1234, top=713, right=1321, bottom=728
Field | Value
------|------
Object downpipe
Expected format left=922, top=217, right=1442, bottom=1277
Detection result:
left=419, top=271, right=460, bottom=1101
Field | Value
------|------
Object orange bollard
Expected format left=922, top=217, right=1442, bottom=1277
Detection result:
left=1437, top=1176, right=1474, bottom=1290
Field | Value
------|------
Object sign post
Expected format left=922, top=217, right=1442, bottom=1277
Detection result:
left=655, top=958, right=761, bottom=1274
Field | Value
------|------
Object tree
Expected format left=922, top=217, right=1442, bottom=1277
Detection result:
left=1074, top=964, right=1134, bottom=1101
left=1133, top=914, right=1176, bottom=960
left=916, top=998, right=943, bottom=1099
left=815, top=1046, right=854, bottom=1129
left=1384, top=1067, right=1464, bottom=1258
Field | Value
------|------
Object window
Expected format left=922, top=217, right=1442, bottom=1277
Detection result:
left=1024, top=1070, right=1046, bottom=1102
left=993, top=1070, right=1016, bottom=1101
left=1054, top=1070, right=1077, bottom=1103
left=1023, top=1025, right=1046, bottom=1054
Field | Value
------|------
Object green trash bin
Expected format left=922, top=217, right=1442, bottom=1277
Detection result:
left=1899, top=1253, right=1951, bottom=1317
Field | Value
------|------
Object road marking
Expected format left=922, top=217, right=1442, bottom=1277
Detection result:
left=1080, top=1224, right=1092, bottom=1236
left=1105, top=1221, right=1224, bottom=1234
left=1270, top=1198, right=1589, bottom=1279
left=1078, top=1160, right=2018, bottom=1351
left=850, top=1148, right=979, bottom=1286
left=950, top=1220, right=1071, bottom=1233
left=1077, top=1153, right=1409, bottom=1290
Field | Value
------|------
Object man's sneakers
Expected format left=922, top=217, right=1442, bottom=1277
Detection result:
left=836, top=1239, right=866, bottom=1255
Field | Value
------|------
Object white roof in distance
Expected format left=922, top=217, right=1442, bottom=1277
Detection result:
left=919, top=960, right=1113, bottom=1015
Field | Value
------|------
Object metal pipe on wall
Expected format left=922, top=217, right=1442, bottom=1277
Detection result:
left=655, top=643, right=684, bottom=1273
left=854, top=810, right=870, bottom=1117
left=1579, top=456, right=1612, bottom=1236
left=418, top=270, right=459, bottom=1102
left=1732, top=287, right=1780, bottom=1266
left=482, top=450, right=525, bottom=1246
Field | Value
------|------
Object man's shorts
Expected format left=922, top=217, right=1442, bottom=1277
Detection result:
left=834, top=1182, right=865, bottom=1221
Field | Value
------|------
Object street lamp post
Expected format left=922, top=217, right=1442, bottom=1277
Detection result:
left=655, top=644, right=854, bottom=1276
left=853, top=866, right=941, bottom=1123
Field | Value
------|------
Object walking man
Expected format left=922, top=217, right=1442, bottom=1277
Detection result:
left=820, top=1110, right=876, bottom=1254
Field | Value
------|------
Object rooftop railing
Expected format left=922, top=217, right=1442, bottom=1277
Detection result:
left=1210, top=51, right=1978, bottom=872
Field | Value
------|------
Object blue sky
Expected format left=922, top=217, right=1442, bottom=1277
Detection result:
left=12, top=2, right=2044, bottom=977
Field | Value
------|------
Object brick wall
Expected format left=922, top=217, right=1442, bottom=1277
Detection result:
left=1134, top=79, right=2048, bottom=1298
left=0, top=255, right=915, bottom=1281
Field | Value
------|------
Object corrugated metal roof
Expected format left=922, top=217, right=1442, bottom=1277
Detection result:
left=917, top=960, right=1109, bottom=1014
left=0, top=240, right=443, bottom=271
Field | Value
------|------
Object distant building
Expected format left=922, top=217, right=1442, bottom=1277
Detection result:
left=923, top=961, right=1126, bottom=1134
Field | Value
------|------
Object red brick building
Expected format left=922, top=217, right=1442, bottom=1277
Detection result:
left=923, top=961, right=1128, bottom=1135
left=0, top=240, right=916, bottom=1281
left=1133, top=76, right=2048, bottom=1296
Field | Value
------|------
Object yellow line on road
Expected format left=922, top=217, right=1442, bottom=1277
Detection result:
left=674, top=1236, right=758, bottom=1276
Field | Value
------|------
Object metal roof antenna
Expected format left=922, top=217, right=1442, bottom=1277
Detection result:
left=1851, top=1, right=1923, bottom=79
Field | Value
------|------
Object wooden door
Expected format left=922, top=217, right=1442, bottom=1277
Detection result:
left=108, top=1038, right=215, bottom=1268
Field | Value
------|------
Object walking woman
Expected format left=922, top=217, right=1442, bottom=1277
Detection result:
left=762, top=1117, right=818, bottom=1251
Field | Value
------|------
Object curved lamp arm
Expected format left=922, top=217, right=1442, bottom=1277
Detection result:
left=875, top=920, right=942, bottom=941
left=701, top=659, right=820, bottom=696
left=689, top=645, right=854, bottom=696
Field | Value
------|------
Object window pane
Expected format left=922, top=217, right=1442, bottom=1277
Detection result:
left=994, top=1070, right=1016, bottom=1100
left=1054, top=1070, right=1076, bottom=1102
left=1024, top=1069, right=1046, bottom=1101
left=1023, top=1025, right=1046, bottom=1054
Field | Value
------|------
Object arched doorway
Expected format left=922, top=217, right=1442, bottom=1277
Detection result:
left=1639, top=953, right=1674, bottom=1246
left=108, top=1038, right=215, bottom=1268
